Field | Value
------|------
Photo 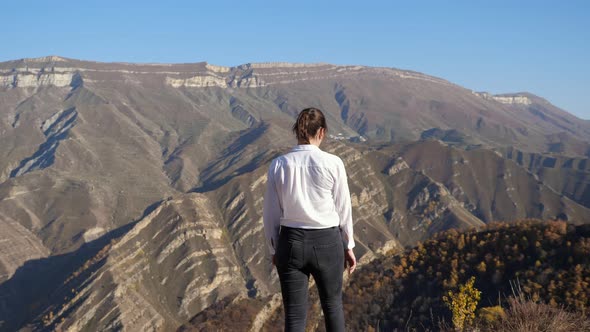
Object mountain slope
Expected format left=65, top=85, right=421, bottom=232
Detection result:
left=340, top=220, right=590, bottom=331
left=19, top=194, right=245, bottom=331
left=179, top=220, right=590, bottom=331
left=1, top=56, right=590, bottom=330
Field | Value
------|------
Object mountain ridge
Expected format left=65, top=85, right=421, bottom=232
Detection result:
left=1, top=55, right=590, bottom=330
left=0, top=56, right=578, bottom=112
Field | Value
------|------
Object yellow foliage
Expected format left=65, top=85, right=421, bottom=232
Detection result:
left=477, top=305, right=505, bottom=325
left=443, top=276, right=481, bottom=331
left=476, top=261, right=487, bottom=273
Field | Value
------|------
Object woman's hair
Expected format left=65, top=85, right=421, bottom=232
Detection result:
left=292, top=108, right=327, bottom=143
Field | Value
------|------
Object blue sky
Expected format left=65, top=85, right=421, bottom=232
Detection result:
left=3, top=0, right=589, bottom=119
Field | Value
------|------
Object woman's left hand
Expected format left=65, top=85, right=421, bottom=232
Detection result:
left=344, top=249, right=356, bottom=274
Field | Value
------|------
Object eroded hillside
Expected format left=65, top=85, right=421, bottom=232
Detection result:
left=1, top=56, right=589, bottom=331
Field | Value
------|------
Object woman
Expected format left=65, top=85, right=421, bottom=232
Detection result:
left=263, top=107, right=356, bottom=332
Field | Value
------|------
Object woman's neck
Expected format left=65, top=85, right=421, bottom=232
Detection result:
left=298, top=140, right=321, bottom=147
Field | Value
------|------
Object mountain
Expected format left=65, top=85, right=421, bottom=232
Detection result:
left=501, top=147, right=590, bottom=209
left=0, top=56, right=589, bottom=331
left=180, top=220, right=590, bottom=331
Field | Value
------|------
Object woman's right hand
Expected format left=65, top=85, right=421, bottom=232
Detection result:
left=344, top=249, right=356, bottom=275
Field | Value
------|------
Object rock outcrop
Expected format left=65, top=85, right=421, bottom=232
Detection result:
left=473, top=91, right=533, bottom=105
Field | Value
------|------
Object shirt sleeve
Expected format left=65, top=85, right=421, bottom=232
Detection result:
left=263, top=158, right=282, bottom=255
left=333, top=158, right=355, bottom=250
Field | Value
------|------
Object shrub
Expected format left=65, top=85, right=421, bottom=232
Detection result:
left=443, top=276, right=481, bottom=331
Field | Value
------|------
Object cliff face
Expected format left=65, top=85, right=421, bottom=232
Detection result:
left=0, top=57, right=443, bottom=90
left=473, top=91, right=533, bottom=105
left=35, top=194, right=247, bottom=331
left=0, top=56, right=589, bottom=331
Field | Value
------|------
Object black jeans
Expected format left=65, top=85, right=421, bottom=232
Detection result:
left=275, top=226, right=345, bottom=332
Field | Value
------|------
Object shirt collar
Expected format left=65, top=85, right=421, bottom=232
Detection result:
left=291, top=144, right=321, bottom=152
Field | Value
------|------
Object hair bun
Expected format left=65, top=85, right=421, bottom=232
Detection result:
left=292, top=108, right=327, bottom=144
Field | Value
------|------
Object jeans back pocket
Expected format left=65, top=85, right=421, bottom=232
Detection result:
left=313, top=241, right=343, bottom=270
left=277, top=241, right=304, bottom=270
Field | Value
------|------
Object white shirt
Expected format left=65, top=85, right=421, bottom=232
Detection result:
left=263, top=144, right=355, bottom=255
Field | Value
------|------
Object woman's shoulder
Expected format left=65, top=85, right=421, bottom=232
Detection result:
left=319, top=150, right=345, bottom=167
left=270, top=148, right=344, bottom=169
left=269, top=154, right=292, bottom=168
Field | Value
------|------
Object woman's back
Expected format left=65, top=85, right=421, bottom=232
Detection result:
left=269, top=144, right=345, bottom=229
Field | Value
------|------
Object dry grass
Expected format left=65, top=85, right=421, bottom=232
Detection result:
left=495, top=298, right=590, bottom=331
left=486, top=293, right=590, bottom=332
